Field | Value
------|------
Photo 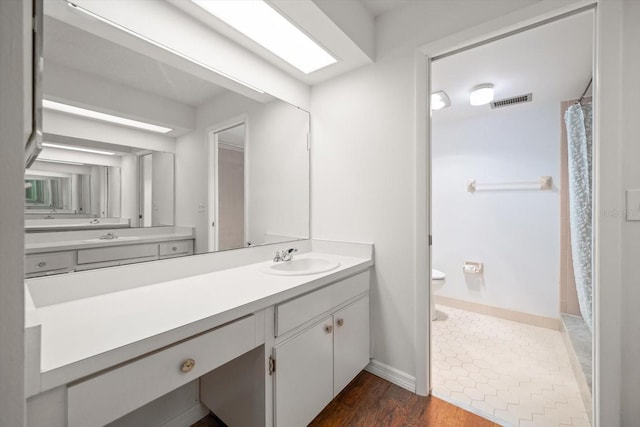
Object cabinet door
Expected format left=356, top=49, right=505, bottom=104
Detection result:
left=333, top=295, right=370, bottom=396
left=274, top=316, right=334, bottom=427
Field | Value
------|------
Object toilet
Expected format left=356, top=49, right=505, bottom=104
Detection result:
left=431, top=269, right=446, bottom=321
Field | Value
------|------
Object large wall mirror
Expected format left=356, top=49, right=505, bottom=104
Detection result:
left=26, top=0, right=310, bottom=275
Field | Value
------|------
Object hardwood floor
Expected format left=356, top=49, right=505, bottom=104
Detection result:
left=193, top=371, right=498, bottom=426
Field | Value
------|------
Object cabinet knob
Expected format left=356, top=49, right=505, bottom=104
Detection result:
left=37, top=261, right=47, bottom=268
left=172, top=246, right=178, bottom=251
left=324, top=325, right=333, bottom=334
left=336, top=318, right=344, bottom=327
left=181, top=358, right=196, bottom=373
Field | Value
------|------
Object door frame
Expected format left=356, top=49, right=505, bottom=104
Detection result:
left=206, top=114, right=249, bottom=252
left=413, top=0, right=604, bottom=420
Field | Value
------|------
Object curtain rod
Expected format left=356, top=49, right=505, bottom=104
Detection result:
left=578, top=78, right=592, bottom=104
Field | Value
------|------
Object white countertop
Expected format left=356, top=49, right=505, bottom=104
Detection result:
left=31, top=250, right=372, bottom=391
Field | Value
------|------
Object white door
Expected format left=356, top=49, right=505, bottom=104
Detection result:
left=333, top=295, right=370, bottom=395
left=273, top=317, right=334, bottom=427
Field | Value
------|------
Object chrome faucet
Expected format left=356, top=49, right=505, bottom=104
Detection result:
left=273, top=248, right=298, bottom=262
left=282, top=248, right=298, bottom=262
left=99, top=232, right=118, bottom=240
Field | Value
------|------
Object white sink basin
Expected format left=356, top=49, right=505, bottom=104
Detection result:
left=261, top=257, right=340, bottom=276
left=83, top=236, right=141, bottom=243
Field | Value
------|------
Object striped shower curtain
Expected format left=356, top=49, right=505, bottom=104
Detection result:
left=565, top=102, right=593, bottom=331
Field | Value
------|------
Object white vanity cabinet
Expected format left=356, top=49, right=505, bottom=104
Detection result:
left=27, top=239, right=194, bottom=276
left=272, top=271, right=370, bottom=427
left=25, top=252, right=74, bottom=278
left=67, top=315, right=258, bottom=427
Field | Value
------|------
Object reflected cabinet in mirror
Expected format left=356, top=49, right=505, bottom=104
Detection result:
left=25, top=0, right=310, bottom=276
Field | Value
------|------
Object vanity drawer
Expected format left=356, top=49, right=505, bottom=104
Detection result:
left=67, top=315, right=257, bottom=427
left=25, top=252, right=73, bottom=274
left=159, top=240, right=192, bottom=257
left=275, top=271, right=370, bottom=337
left=77, top=243, right=158, bottom=265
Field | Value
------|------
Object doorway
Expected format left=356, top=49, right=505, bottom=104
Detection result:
left=425, top=8, right=595, bottom=427
left=208, top=119, right=248, bottom=252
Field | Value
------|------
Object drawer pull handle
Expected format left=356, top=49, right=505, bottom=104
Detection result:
left=181, top=358, right=196, bottom=373
left=324, top=325, right=333, bottom=334
left=37, top=262, right=47, bottom=268
left=336, top=318, right=344, bottom=327
left=172, top=246, right=178, bottom=251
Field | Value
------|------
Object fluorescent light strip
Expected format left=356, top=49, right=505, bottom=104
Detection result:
left=43, top=99, right=172, bottom=134
left=191, top=0, right=337, bottom=74
left=36, top=159, right=86, bottom=166
left=65, top=1, right=264, bottom=94
left=42, top=142, right=115, bottom=156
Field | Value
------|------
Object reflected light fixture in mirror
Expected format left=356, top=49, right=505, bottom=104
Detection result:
left=36, top=158, right=85, bottom=166
left=43, top=99, right=173, bottom=133
left=42, top=142, right=115, bottom=156
left=431, top=91, right=451, bottom=110
left=469, top=83, right=494, bottom=106
left=190, top=0, right=337, bottom=74
left=64, top=0, right=265, bottom=94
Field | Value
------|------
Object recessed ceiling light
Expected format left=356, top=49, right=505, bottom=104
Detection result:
left=43, top=100, right=173, bottom=134
left=65, top=1, right=264, bottom=94
left=470, top=83, right=494, bottom=106
left=191, top=0, right=337, bottom=74
left=431, top=91, right=451, bottom=110
left=42, top=142, right=115, bottom=156
left=36, top=159, right=86, bottom=166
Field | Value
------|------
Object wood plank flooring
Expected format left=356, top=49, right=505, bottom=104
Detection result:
left=193, top=371, right=499, bottom=426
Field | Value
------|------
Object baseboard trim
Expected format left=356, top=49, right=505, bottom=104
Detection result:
left=161, top=403, right=210, bottom=427
left=435, top=295, right=561, bottom=331
left=365, top=359, right=416, bottom=393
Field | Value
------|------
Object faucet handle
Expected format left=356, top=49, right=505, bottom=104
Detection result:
left=282, top=248, right=298, bottom=261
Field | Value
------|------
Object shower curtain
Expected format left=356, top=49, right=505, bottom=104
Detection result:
left=565, top=102, right=593, bottom=331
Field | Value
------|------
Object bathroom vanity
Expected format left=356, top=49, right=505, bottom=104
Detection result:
left=25, top=226, right=195, bottom=277
left=25, top=240, right=373, bottom=427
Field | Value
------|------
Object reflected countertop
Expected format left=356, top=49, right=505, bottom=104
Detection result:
left=25, top=226, right=195, bottom=254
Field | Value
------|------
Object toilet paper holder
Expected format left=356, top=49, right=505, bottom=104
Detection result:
left=463, top=261, right=483, bottom=274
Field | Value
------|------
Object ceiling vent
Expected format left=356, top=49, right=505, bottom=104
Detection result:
left=490, top=93, right=532, bottom=109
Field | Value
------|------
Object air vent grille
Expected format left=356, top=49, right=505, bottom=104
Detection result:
left=491, top=93, right=532, bottom=109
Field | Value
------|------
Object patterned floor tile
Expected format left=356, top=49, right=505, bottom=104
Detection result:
left=432, top=305, right=590, bottom=426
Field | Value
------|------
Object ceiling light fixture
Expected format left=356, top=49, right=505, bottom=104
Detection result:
left=469, top=83, right=494, bottom=106
left=65, top=1, right=264, bottom=94
left=431, top=91, right=451, bottom=110
left=43, top=100, right=173, bottom=134
left=190, top=0, right=337, bottom=74
left=36, top=159, right=86, bottom=166
left=42, top=142, right=115, bottom=156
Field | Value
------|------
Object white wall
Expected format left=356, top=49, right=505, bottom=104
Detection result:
left=620, top=0, right=640, bottom=424
left=120, top=154, right=138, bottom=225
left=311, top=0, right=545, bottom=381
left=247, top=101, right=309, bottom=245
left=0, top=0, right=28, bottom=424
left=432, top=102, right=560, bottom=318
left=175, top=92, right=309, bottom=254
left=151, top=152, right=175, bottom=226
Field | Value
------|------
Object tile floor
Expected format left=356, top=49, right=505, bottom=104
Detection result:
left=432, top=305, right=590, bottom=427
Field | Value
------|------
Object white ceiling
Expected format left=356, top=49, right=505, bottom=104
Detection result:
left=43, top=17, right=228, bottom=108
left=432, top=11, right=593, bottom=122
left=167, top=0, right=375, bottom=86
left=359, top=0, right=410, bottom=17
